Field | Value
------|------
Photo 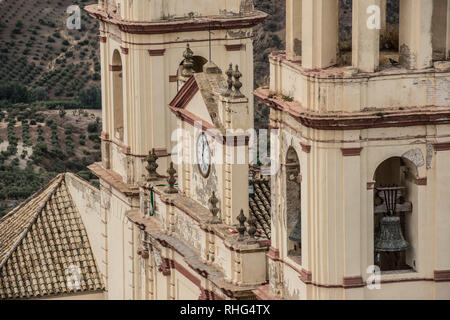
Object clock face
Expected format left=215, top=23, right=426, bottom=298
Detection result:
left=197, top=133, right=211, bottom=178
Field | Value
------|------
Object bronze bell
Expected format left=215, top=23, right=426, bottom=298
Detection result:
left=374, top=186, right=409, bottom=253
left=375, top=216, right=409, bottom=252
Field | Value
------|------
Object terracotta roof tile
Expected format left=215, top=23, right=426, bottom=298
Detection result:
left=249, top=178, right=271, bottom=239
left=0, top=175, right=104, bottom=299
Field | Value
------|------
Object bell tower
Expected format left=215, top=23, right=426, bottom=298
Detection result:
left=85, top=0, right=266, bottom=300
left=86, top=0, right=266, bottom=185
left=257, top=0, right=450, bottom=300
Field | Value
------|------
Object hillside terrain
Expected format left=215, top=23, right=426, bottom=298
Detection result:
left=0, top=0, right=286, bottom=217
left=0, top=0, right=101, bottom=99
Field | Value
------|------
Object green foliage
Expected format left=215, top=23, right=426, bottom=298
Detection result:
left=78, top=86, right=101, bottom=109
left=0, top=82, right=30, bottom=103
left=0, top=166, right=57, bottom=200
left=29, top=86, right=49, bottom=101
left=87, top=122, right=99, bottom=133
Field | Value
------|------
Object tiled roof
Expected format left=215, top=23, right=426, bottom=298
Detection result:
left=0, top=175, right=104, bottom=299
left=249, top=178, right=271, bottom=239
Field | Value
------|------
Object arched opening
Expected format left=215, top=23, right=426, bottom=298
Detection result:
left=285, top=147, right=301, bottom=263
left=432, top=0, right=450, bottom=61
left=340, top=0, right=401, bottom=68
left=338, top=0, right=353, bottom=66
left=112, top=50, right=124, bottom=142
left=379, top=0, right=400, bottom=67
left=373, top=157, right=418, bottom=272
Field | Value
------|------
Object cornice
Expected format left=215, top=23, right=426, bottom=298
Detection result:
left=85, top=5, right=267, bottom=35
left=255, top=87, right=450, bottom=131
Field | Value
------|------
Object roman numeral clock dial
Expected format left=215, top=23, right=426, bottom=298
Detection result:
left=197, top=133, right=211, bottom=178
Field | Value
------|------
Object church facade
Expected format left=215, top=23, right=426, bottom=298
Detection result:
left=2, top=0, right=450, bottom=300
left=83, top=0, right=270, bottom=300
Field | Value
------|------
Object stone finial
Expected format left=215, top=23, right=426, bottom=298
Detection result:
left=145, top=148, right=160, bottom=182
left=208, top=191, right=221, bottom=224
left=165, top=162, right=178, bottom=194
left=181, top=44, right=195, bottom=78
left=236, top=209, right=247, bottom=241
left=247, top=216, right=257, bottom=240
left=231, top=65, right=245, bottom=98
left=223, top=63, right=233, bottom=97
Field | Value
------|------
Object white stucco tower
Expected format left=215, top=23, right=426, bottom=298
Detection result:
left=256, top=0, right=450, bottom=300
left=85, top=0, right=266, bottom=299
left=87, top=0, right=265, bottom=184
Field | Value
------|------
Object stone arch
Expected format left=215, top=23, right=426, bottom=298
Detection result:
left=285, top=146, right=301, bottom=261
left=111, top=49, right=124, bottom=142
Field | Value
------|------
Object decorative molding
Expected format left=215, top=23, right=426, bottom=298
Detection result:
left=148, top=49, right=166, bottom=56
left=256, top=89, right=450, bottom=131
left=300, top=142, right=311, bottom=153
left=434, top=270, right=450, bottom=282
left=85, top=5, right=267, bottom=35
left=225, top=44, right=243, bottom=51
left=169, top=76, right=199, bottom=109
left=267, top=246, right=280, bottom=261
left=253, top=284, right=280, bottom=300
left=367, top=182, right=375, bottom=190
left=169, top=75, right=178, bottom=82
left=101, top=131, right=110, bottom=140
left=341, top=147, right=363, bottom=157
left=434, top=142, right=450, bottom=152
left=170, top=106, right=250, bottom=146
left=159, top=258, right=172, bottom=276
left=109, top=65, right=122, bottom=72
left=172, top=260, right=201, bottom=288
left=299, top=268, right=312, bottom=284
left=416, top=177, right=427, bottom=186
left=342, top=276, right=365, bottom=288
left=137, top=249, right=149, bottom=259
left=120, top=46, right=129, bottom=54
left=121, top=145, right=132, bottom=155
left=99, top=36, right=107, bottom=43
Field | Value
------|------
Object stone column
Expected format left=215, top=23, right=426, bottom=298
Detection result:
left=435, top=148, right=450, bottom=273
left=399, top=0, right=433, bottom=69
left=352, top=0, right=381, bottom=73
left=301, top=0, right=339, bottom=69
left=286, top=0, right=302, bottom=61
left=341, top=146, right=364, bottom=297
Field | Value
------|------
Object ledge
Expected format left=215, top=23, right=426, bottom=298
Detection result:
left=85, top=5, right=267, bottom=35
left=88, top=162, right=139, bottom=197
left=127, top=212, right=267, bottom=299
left=138, top=181, right=270, bottom=252
left=269, top=51, right=450, bottom=80
left=256, top=87, right=450, bottom=131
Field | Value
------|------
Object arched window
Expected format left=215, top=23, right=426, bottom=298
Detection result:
left=286, top=147, right=301, bottom=263
left=338, top=0, right=401, bottom=67
left=380, top=0, right=400, bottom=66
left=373, top=157, right=418, bottom=272
left=112, top=50, right=124, bottom=141
left=338, top=0, right=353, bottom=65
left=432, top=0, right=450, bottom=61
